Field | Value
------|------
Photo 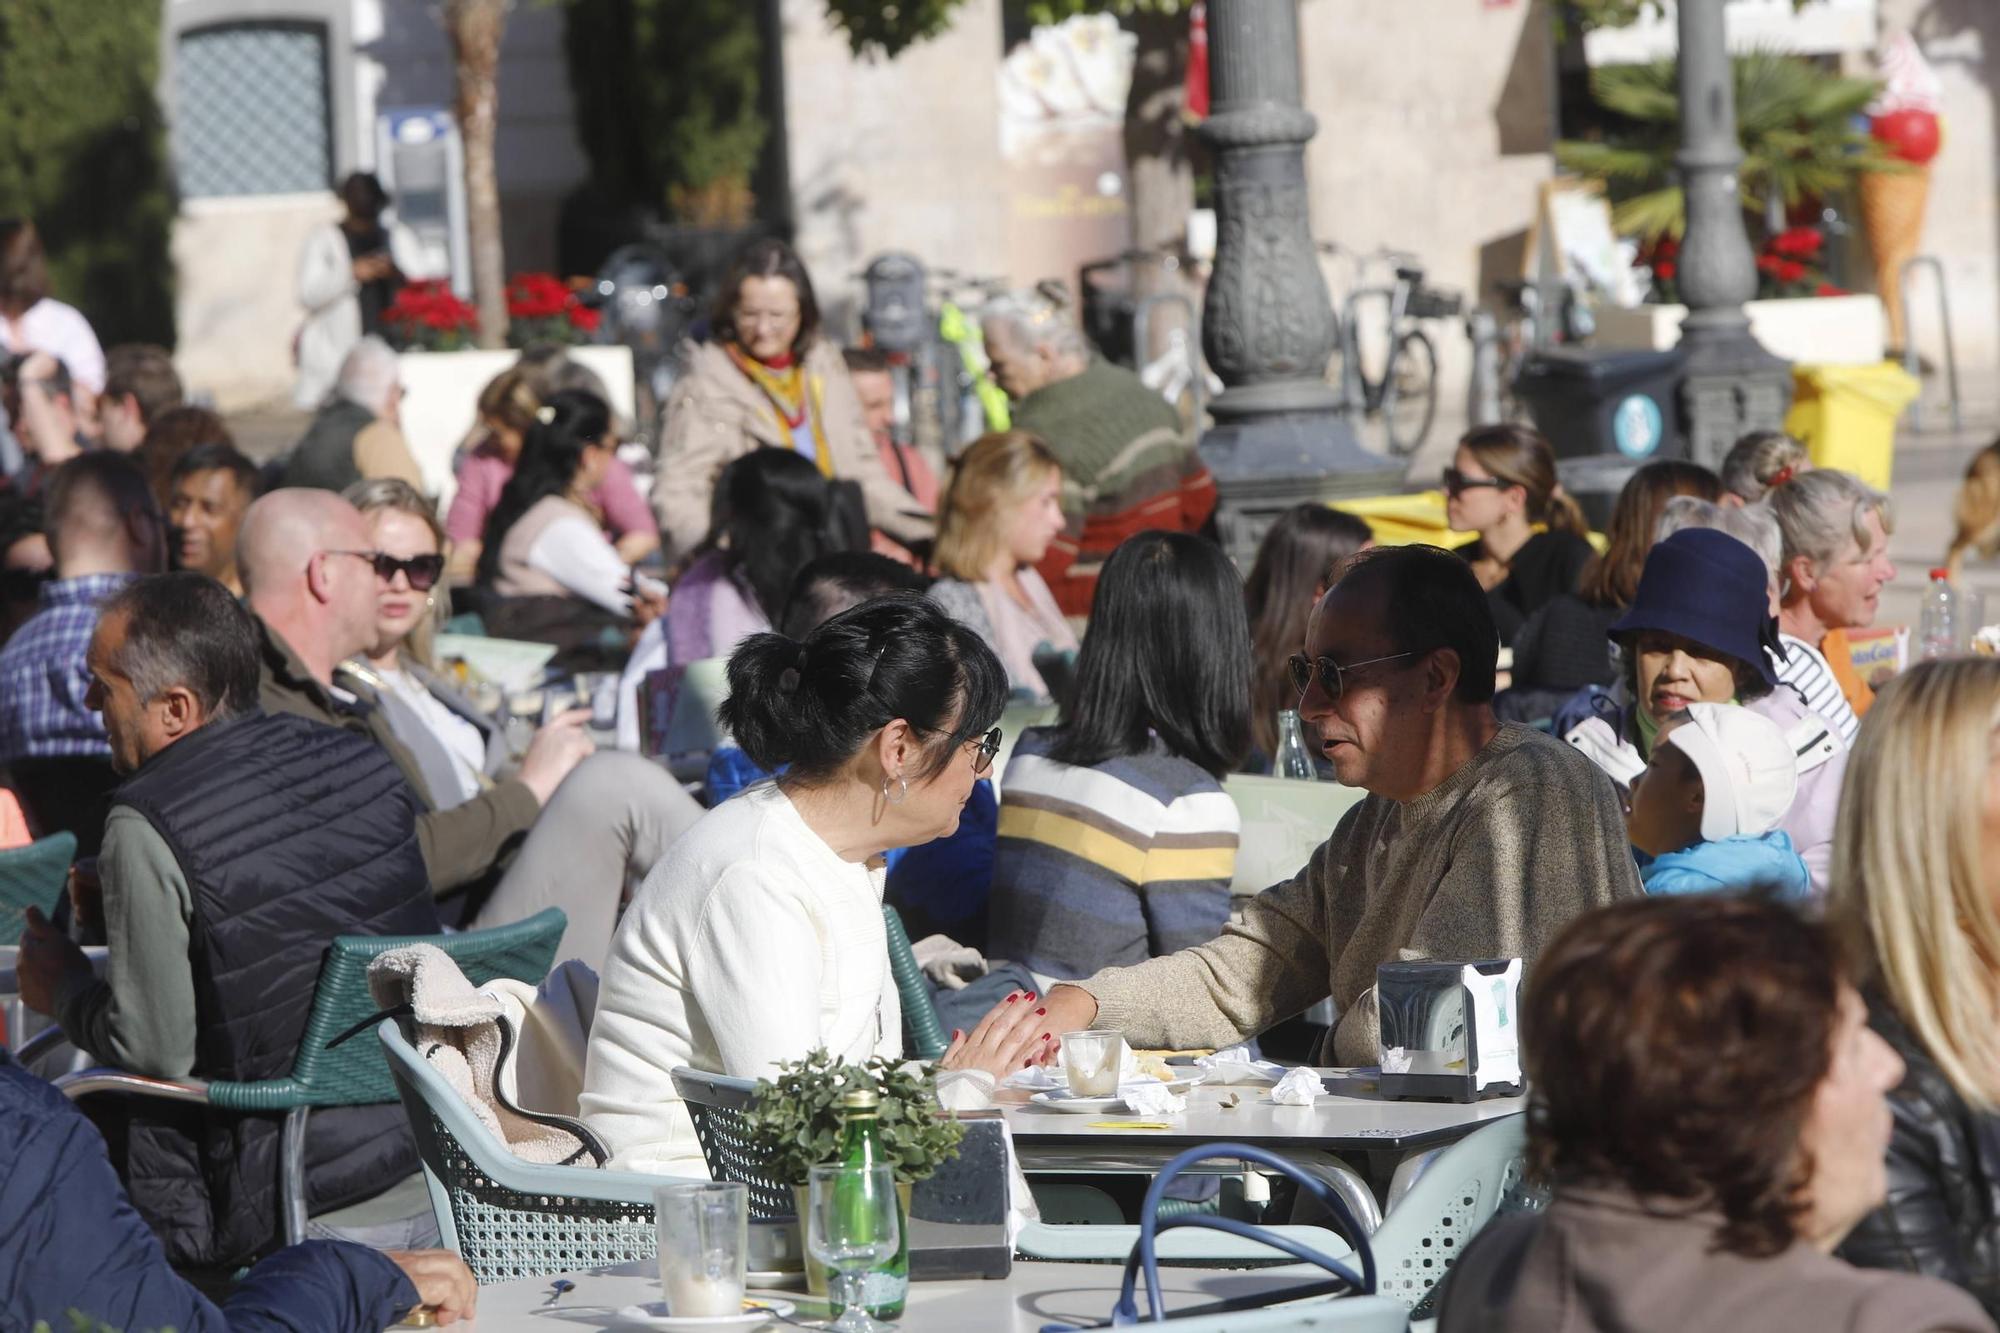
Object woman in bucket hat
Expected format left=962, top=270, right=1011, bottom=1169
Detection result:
left=1564, top=527, right=1847, bottom=894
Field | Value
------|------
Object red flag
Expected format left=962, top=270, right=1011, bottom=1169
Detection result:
left=1184, top=1, right=1209, bottom=120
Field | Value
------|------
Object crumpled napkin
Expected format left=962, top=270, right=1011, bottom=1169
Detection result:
left=1381, top=1046, right=1414, bottom=1075
left=911, top=935, right=986, bottom=990
left=1195, top=1044, right=1286, bottom=1085
left=1122, top=1081, right=1186, bottom=1116
left=1270, top=1066, right=1324, bottom=1107
left=1003, top=1063, right=1064, bottom=1091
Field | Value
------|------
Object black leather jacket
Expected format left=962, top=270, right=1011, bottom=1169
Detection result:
left=1837, top=995, right=2000, bottom=1320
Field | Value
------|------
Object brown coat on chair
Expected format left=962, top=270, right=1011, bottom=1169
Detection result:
left=1945, top=437, right=2000, bottom=581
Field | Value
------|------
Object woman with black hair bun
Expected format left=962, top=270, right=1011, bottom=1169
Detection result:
left=986, top=531, right=1251, bottom=981
left=581, top=592, right=1047, bottom=1173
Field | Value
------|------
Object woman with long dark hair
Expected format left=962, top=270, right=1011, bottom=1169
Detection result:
left=653, top=237, right=932, bottom=559
left=666, top=446, right=863, bottom=667
left=986, top=531, right=1250, bottom=981
left=477, top=388, right=632, bottom=613
left=1241, top=503, right=1373, bottom=767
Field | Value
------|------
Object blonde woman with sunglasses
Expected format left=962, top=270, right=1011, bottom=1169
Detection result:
left=1831, top=658, right=2000, bottom=1320
left=339, top=476, right=505, bottom=809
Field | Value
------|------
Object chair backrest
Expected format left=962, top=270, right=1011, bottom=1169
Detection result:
left=0, top=830, right=75, bottom=948
left=670, top=1066, right=794, bottom=1220
left=1221, top=774, right=1366, bottom=897
left=1370, top=1114, right=1531, bottom=1315
left=378, top=1019, right=661, bottom=1283
left=665, top=656, right=732, bottom=776
left=207, top=907, right=567, bottom=1113
left=991, top=701, right=1060, bottom=795
left=883, top=903, right=947, bottom=1060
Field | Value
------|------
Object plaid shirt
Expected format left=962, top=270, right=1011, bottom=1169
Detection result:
left=0, top=573, right=134, bottom=766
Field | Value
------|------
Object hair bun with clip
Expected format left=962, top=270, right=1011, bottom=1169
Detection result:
left=776, top=645, right=808, bottom=693
left=1767, top=465, right=1797, bottom=489
left=535, top=405, right=556, bottom=425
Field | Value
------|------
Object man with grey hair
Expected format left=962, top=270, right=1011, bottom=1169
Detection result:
left=14, top=570, right=442, bottom=1269
left=279, top=334, right=426, bottom=494
left=980, top=290, right=1215, bottom=615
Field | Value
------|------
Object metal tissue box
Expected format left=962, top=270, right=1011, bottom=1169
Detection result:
left=1375, top=958, right=1524, bottom=1104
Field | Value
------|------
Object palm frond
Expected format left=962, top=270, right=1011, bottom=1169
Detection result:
left=1611, top=187, right=1687, bottom=243
left=1555, top=139, right=1668, bottom=184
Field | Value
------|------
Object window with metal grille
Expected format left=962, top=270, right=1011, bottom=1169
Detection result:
left=174, top=21, right=333, bottom=199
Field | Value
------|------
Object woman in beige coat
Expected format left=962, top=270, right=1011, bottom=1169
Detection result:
left=653, top=239, right=933, bottom=560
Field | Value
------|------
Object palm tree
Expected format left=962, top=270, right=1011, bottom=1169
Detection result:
left=1556, top=50, right=1897, bottom=243
left=443, top=0, right=511, bottom=349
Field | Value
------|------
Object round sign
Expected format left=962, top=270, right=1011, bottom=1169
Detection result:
left=1612, top=392, right=1664, bottom=459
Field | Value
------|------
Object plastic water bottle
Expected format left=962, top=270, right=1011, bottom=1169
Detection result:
left=1273, top=710, right=1320, bottom=781
left=1919, top=568, right=1964, bottom=660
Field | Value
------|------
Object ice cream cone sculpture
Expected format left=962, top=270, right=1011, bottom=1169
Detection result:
left=1863, top=32, right=1944, bottom=353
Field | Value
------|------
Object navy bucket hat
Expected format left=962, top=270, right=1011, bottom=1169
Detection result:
left=1609, top=528, right=1781, bottom=686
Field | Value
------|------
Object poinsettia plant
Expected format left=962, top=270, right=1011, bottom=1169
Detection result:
left=505, top=271, right=602, bottom=349
left=382, top=280, right=479, bottom=352
left=1643, top=227, right=1846, bottom=303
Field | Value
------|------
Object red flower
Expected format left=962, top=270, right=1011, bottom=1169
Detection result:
left=1757, top=254, right=1782, bottom=275
left=1776, top=260, right=1807, bottom=284
left=1654, top=259, right=1676, bottom=282
left=569, top=304, right=602, bottom=334
left=1816, top=282, right=1848, bottom=298
left=1770, top=227, right=1824, bottom=259
left=1654, top=236, right=1680, bottom=259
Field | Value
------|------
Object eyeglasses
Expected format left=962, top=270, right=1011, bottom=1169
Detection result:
left=969, top=727, right=1003, bottom=777
left=1442, top=467, right=1510, bottom=496
left=322, top=549, right=445, bottom=591
left=1286, top=651, right=1417, bottom=702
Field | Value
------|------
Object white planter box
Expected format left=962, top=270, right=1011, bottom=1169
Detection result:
left=1591, top=295, right=1886, bottom=366
left=397, top=345, right=636, bottom=513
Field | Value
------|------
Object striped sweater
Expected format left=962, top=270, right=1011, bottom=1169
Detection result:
left=1777, top=633, right=1860, bottom=745
left=986, top=726, right=1239, bottom=981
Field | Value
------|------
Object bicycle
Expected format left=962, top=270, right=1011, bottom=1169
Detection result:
left=1321, top=243, right=1462, bottom=458
left=857, top=254, right=1010, bottom=463
left=1077, top=248, right=1219, bottom=427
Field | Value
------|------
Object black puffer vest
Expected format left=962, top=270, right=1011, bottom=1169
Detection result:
left=279, top=397, right=374, bottom=493
left=110, top=709, right=439, bottom=1270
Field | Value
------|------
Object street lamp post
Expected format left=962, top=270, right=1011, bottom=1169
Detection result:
left=1672, top=0, right=1791, bottom=467
left=1196, top=0, right=1402, bottom=565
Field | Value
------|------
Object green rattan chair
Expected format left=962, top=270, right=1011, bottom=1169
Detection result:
left=0, top=830, right=76, bottom=948
left=883, top=902, right=948, bottom=1061
left=380, top=1018, right=663, bottom=1283
left=54, top=907, right=566, bottom=1246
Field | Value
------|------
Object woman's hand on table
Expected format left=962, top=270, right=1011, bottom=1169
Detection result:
left=938, top=988, right=1055, bottom=1078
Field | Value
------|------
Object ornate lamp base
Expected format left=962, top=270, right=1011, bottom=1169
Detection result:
left=1199, top=408, right=1406, bottom=566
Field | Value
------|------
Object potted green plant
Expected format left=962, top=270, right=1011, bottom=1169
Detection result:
left=743, top=1050, right=966, bottom=1296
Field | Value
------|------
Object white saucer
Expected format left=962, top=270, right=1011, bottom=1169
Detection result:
left=1030, top=1082, right=1196, bottom=1114
left=611, top=1297, right=794, bottom=1329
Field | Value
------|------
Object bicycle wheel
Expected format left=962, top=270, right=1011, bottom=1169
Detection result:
left=1383, top=328, right=1438, bottom=457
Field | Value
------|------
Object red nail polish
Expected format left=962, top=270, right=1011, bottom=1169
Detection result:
left=1036, top=1008, right=1047, bottom=1017
left=1042, top=1032, right=1052, bottom=1041
left=952, top=1029, right=963, bottom=1040
left=1022, top=1057, right=1033, bottom=1067
left=1006, top=994, right=1018, bottom=1003
left=1025, top=992, right=1037, bottom=1001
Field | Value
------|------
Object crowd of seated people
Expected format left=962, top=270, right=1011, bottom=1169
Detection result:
left=9, top=223, right=2000, bottom=1333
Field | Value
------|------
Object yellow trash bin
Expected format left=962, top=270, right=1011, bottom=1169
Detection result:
left=1784, top=361, right=1920, bottom=493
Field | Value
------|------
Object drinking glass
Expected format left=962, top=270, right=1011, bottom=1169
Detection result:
left=1061, top=1030, right=1126, bottom=1097
left=807, top=1163, right=900, bottom=1333
left=654, top=1181, right=746, bottom=1318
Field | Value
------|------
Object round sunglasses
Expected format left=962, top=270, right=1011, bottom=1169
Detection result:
left=1285, top=651, right=1416, bottom=702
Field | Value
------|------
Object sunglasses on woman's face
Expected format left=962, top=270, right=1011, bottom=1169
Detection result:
left=969, top=727, right=1003, bottom=777
left=367, top=552, right=445, bottom=591
left=1442, top=467, right=1510, bottom=496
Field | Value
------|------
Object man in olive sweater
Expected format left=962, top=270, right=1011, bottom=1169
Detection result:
left=984, top=297, right=1215, bottom=616
left=1021, top=545, right=1641, bottom=1064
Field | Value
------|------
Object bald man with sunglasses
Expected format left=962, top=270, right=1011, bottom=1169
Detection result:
left=1001, top=544, right=1640, bottom=1066
left=238, top=488, right=702, bottom=969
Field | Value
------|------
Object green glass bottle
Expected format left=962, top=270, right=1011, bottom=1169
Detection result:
left=837, top=1087, right=908, bottom=1319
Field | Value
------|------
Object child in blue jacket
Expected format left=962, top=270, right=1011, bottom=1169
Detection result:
left=1626, top=701, right=1809, bottom=899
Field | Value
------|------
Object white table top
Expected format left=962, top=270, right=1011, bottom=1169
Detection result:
left=999, top=1076, right=1525, bottom=1154
left=459, top=1259, right=1342, bottom=1331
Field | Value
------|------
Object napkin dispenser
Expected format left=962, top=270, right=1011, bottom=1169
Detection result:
left=1376, top=958, right=1524, bottom=1104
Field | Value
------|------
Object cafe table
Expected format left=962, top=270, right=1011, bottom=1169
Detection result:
left=997, top=1074, right=1526, bottom=1234
left=445, top=1258, right=1399, bottom=1332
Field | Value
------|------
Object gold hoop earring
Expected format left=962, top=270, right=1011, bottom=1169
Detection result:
left=882, top=774, right=910, bottom=806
